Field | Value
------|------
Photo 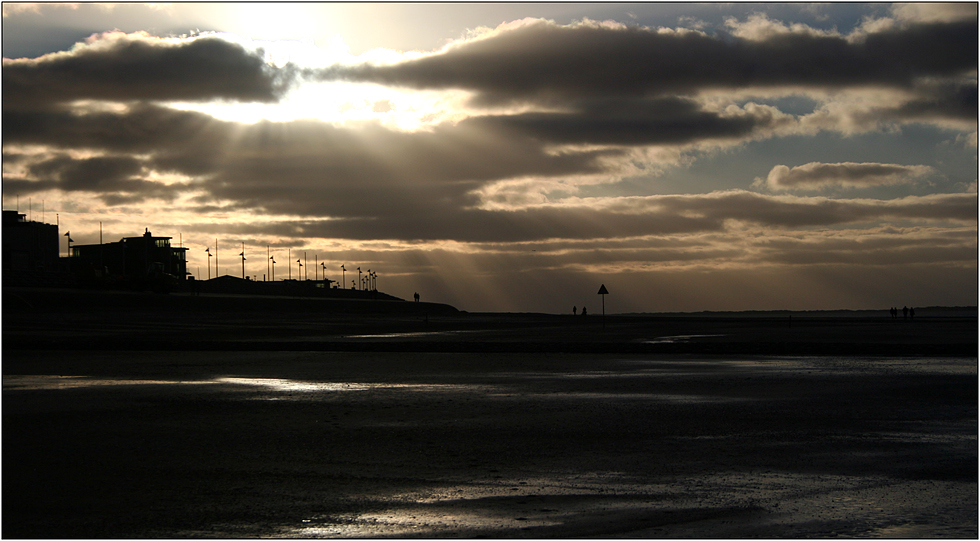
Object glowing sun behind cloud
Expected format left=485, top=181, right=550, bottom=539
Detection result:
left=2, top=3, right=975, bottom=313
left=225, top=3, right=319, bottom=44
left=166, top=35, right=473, bottom=130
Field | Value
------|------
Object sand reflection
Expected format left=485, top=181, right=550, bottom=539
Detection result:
left=3, top=374, right=488, bottom=396
left=214, top=377, right=371, bottom=392
left=2, top=375, right=212, bottom=390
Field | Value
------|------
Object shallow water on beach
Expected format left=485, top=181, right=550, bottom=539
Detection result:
left=7, top=354, right=973, bottom=390
left=4, top=351, right=976, bottom=538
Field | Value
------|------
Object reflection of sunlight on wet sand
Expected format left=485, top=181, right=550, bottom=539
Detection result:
left=285, top=507, right=565, bottom=538
left=640, top=334, right=726, bottom=344
left=271, top=472, right=977, bottom=538
left=214, top=377, right=371, bottom=392
left=3, top=375, right=487, bottom=396
left=345, top=330, right=483, bottom=339
left=2, top=375, right=213, bottom=390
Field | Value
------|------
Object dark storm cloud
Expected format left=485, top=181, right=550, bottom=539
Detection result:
left=5, top=91, right=973, bottom=245
left=4, top=102, right=619, bottom=218
left=319, top=18, right=977, bottom=104
left=188, top=118, right=620, bottom=217
left=1, top=177, right=61, bottom=196
left=187, top=206, right=722, bottom=243
left=3, top=102, right=227, bottom=151
left=764, top=242, right=977, bottom=266
left=8, top=153, right=188, bottom=203
left=3, top=174, right=185, bottom=204
left=181, top=190, right=977, bottom=244
left=888, top=82, right=978, bottom=122
left=3, top=33, right=293, bottom=109
left=310, top=206, right=724, bottom=243
left=463, top=97, right=769, bottom=146
left=3, top=104, right=238, bottom=174
left=28, top=154, right=144, bottom=191
left=757, top=227, right=978, bottom=267
left=657, top=190, right=977, bottom=227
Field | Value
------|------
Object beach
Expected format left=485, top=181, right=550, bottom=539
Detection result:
left=3, top=288, right=977, bottom=537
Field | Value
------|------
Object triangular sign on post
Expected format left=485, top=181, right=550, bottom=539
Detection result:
left=597, top=284, right=608, bottom=295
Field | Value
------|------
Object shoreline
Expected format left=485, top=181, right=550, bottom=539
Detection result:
left=4, top=287, right=976, bottom=357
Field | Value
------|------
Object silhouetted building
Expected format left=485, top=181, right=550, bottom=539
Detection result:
left=70, top=228, right=188, bottom=286
left=2, top=210, right=63, bottom=285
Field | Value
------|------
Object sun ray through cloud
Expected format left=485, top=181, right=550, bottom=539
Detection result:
left=2, top=3, right=975, bottom=312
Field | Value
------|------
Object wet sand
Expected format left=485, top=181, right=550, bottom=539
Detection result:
left=3, top=289, right=977, bottom=537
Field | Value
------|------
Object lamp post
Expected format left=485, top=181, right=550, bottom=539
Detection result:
left=358, top=267, right=362, bottom=290
left=205, top=247, right=212, bottom=280
left=270, top=256, right=276, bottom=281
left=297, top=259, right=302, bottom=279
left=239, top=243, right=246, bottom=279
left=341, top=264, right=346, bottom=289
left=321, top=262, right=326, bottom=284
left=64, top=231, right=73, bottom=272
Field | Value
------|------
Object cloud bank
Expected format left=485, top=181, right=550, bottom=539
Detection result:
left=3, top=32, right=296, bottom=110
left=318, top=17, right=976, bottom=103
left=757, top=162, right=936, bottom=191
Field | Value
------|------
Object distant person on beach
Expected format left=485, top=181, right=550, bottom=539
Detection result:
left=903, top=306, right=909, bottom=319
left=910, top=307, right=915, bottom=319
left=414, top=292, right=420, bottom=303
left=582, top=306, right=587, bottom=316
left=573, top=306, right=577, bottom=315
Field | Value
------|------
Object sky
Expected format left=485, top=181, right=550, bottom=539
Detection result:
left=2, top=2, right=977, bottom=313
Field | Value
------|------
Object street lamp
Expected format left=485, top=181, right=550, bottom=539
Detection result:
left=270, top=256, right=276, bottom=281
left=205, top=247, right=212, bottom=280
left=239, top=243, right=246, bottom=279
left=341, top=264, right=346, bottom=289
left=358, top=267, right=362, bottom=290
left=64, top=231, right=73, bottom=272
